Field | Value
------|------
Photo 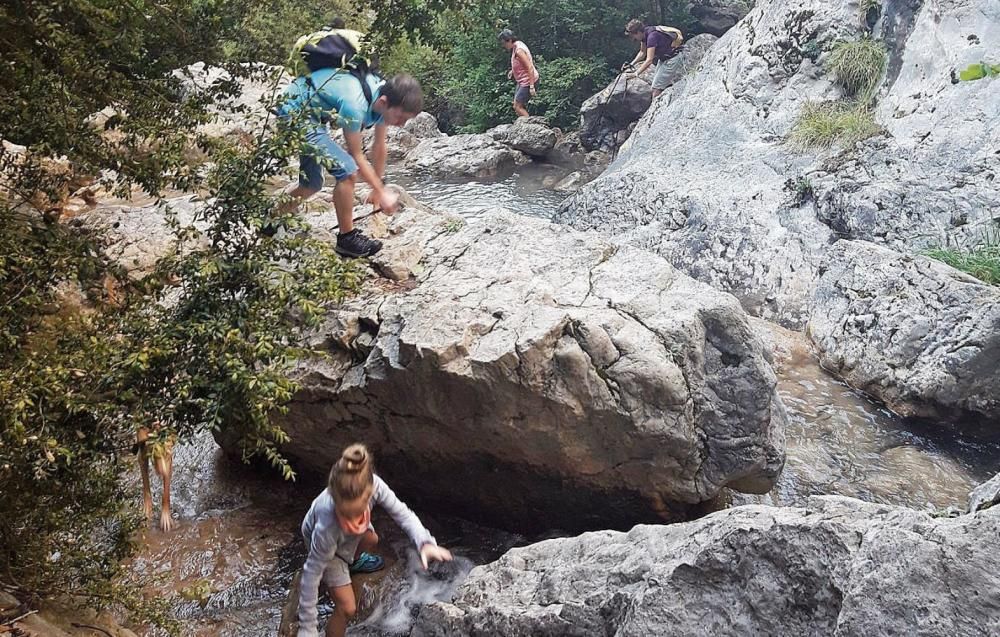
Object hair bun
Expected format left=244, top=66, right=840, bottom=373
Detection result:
left=339, top=444, right=369, bottom=473
left=329, top=443, right=374, bottom=499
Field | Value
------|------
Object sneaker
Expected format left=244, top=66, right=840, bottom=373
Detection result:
left=349, top=551, right=385, bottom=574
left=335, top=229, right=383, bottom=258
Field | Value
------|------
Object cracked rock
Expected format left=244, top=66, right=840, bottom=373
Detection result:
left=808, top=240, right=1000, bottom=434
left=412, top=496, right=1000, bottom=636
left=270, top=205, right=786, bottom=532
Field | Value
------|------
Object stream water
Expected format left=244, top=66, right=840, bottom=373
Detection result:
left=130, top=171, right=1000, bottom=636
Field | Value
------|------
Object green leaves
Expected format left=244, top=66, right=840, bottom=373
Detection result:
left=381, top=0, right=657, bottom=132
left=1, top=2, right=359, bottom=626
left=958, top=62, right=1000, bottom=82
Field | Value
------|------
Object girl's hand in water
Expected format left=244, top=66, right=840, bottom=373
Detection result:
left=419, top=543, right=453, bottom=569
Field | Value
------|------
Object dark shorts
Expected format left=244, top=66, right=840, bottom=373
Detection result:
left=514, top=84, right=535, bottom=105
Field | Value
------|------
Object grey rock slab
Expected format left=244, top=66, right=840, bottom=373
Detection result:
left=970, top=472, right=1000, bottom=513
left=404, top=134, right=531, bottom=179
left=271, top=206, right=786, bottom=531
left=71, top=195, right=205, bottom=279
left=413, top=496, right=1000, bottom=637
left=489, top=116, right=559, bottom=157
left=808, top=240, right=1000, bottom=433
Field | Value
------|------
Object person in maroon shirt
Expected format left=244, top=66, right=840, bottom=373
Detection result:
left=623, top=19, right=684, bottom=98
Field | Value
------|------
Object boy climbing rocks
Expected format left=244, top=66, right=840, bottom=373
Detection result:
left=277, top=27, right=423, bottom=258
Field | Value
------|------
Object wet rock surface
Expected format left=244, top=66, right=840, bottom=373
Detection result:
left=808, top=240, right=1000, bottom=434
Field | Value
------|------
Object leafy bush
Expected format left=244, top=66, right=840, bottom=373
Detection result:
left=387, top=0, right=687, bottom=132
left=0, top=2, right=356, bottom=627
left=0, top=206, right=167, bottom=623
left=925, top=228, right=1000, bottom=285
left=532, top=56, right=610, bottom=130
left=791, top=101, right=880, bottom=149
left=827, top=38, right=887, bottom=100
left=381, top=37, right=461, bottom=131
left=114, top=95, right=361, bottom=476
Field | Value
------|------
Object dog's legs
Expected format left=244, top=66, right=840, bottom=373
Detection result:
left=153, top=436, right=175, bottom=532
left=137, top=427, right=153, bottom=523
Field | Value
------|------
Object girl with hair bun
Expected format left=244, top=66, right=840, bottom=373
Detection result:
left=297, top=443, right=452, bottom=637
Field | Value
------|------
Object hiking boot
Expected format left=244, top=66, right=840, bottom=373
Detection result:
left=349, top=552, right=385, bottom=574
left=335, top=229, right=383, bottom=258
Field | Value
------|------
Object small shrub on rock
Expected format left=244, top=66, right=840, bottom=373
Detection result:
left=791, top=101, right=880, bottom=149
left=827, top=38, right=887, bottom=100
left=925, top=227, right=1000, bottom=285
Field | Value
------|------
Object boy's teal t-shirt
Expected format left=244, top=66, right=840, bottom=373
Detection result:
left=281, top=70, right=384, bottom=132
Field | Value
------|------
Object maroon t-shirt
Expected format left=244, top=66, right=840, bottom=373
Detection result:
left=644, top=27, right=676, bottom=61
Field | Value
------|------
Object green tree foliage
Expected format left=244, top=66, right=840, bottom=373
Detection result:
left=0, top=0, right=236, bottom=197
left=384, top=0, right=691, bottom=132
left=218, top=0, right=355, bottom=64
left=0, top=1, right=358, bottom=626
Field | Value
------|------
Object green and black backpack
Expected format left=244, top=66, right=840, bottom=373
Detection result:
left=288, top=28, right=378, bottom=104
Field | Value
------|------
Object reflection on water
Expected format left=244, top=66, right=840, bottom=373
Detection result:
left=751, top=321, right=1000, bottom=510
left=385, top=163, right=572, bottom=220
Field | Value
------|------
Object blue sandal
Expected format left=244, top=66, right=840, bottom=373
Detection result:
left=349, top=551, right=385, bottom=574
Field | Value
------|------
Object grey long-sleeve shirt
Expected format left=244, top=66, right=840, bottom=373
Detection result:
left=297, top=475, right=436, bottom=637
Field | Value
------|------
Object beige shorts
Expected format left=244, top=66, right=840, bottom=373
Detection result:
left=320, top=533, right=362, bottom=588
left=651, top=61, right=674, bottom=90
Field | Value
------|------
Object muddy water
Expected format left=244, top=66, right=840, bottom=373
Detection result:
left=129, top=433, right=522, bottom=636
left=131, top=176, right=1000, bottom=635
left=747, top=321, right=1000, bottom=510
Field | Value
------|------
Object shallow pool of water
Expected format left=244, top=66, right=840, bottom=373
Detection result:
left=745, top=322, right=1000, bottom=511
left=385, top=163, right=573, bottom=220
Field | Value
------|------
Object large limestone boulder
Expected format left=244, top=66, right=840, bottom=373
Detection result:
left=559, top=0, right=1000, bottom=327
left=688, top=0, right=755, bottom=36
left=488, top=116, right=558, bottom=157
left=273, top=206, right=786, bottom=531
left=578, top=34, right=717, bottom=151
left=808, top=240, right=1000, bottom=433
left=413, top=496, right=1000, bottom=636
left=404, top=133, right=530, bottom=179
